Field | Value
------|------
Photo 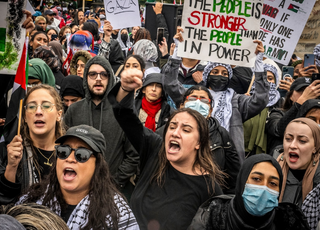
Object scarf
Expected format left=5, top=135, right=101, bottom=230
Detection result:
left=314, top=43, right=320, bottom=67
left=203, top=62, right=234, bottom=131
left=142, top=97, right=162, bottom=132
left=277, top=118, right=320, bottom=202
left=302, top=183, right=320, bottom=230
left=209, top=88, right=234, bottom=132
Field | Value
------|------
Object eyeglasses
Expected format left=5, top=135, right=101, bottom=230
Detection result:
left=55, top=145, right=96, bottom=163
left=75, top=64, right=85, bottom=69
left=186, top=96, right=211, bottom=104
left=87, top=71, right=108, bottom=80
left=25, top=102, right=55, bottom=113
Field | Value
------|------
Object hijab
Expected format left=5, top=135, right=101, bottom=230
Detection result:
left=28, top=58, right=56, bottom=87
left=231, top=154, right=283, bottom=228
left=49, top=41, right=63, bottom=63
left=250, top=63, right=280, bottom=107
left=277, top=117, right=320, bottom=202
left=202, top=62, right=234, bottom=131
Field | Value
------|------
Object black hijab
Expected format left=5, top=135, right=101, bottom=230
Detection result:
left=232, top=154, right=283, bottom=229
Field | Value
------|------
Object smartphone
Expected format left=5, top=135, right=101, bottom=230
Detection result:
left=51, top=34, right=58, bottom=41
left=312, top=73, right=320, bottom=82
left=304, top=54, right=315, bottom=68
left=157, top=27, right=164, bottom=45
left=282, top=66, right=294, bottom=80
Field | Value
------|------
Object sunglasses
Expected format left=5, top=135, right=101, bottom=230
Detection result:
left=55, top=145, right=96, bottom=163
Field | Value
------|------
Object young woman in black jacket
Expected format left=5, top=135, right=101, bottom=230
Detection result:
left=108, top=68, right=225, bottom=230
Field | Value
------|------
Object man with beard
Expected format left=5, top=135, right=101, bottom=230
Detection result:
left=64, top=56, right=139, bottom=199
left=44, top=9, right=60, bottom=33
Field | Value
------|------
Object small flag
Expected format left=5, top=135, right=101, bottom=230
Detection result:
left=288, top=4, right=299, bottom=13
left=0, top=35, right=29, bottom=157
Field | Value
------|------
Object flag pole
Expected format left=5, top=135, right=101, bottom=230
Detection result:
left=17, top=99, right=23, bottom=136
left=246, top=75, right=255, bottom=95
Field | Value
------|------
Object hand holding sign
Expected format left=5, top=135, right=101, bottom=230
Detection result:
left=153, top=2, right=163, bottom=15
left=103, top=20, right=113, bottom=43
left=22, top=10, right=35, bottom=34
left=174, top=26, right=184, bottom=43
left=253, top=40, right=265, bottom=55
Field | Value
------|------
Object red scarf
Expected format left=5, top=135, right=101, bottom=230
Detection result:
left=142, top=97, right=162, bottom=132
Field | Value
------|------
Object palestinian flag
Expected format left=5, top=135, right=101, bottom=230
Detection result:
left=0, top=36, right=28, bottom=157
left=288, top=4, right=299, bottom=13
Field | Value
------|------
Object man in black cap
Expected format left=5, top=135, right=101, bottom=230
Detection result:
left=44, top=9, right=60, bottom=33
left=64, top=56, right=139, bottom=198
left=60, top=75, right=85, bottom=112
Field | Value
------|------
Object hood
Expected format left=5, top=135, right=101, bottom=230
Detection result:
left=60, top=75, right=85, bottom=98
left=70, top=50, right=93, bottom=75
left=297, top=99, right=320, bottom=118
left=136, top=73, right=167, bottom=100
left=207, top=117, right=219, bottom=134
left=82, top=56, right=115, bottom=102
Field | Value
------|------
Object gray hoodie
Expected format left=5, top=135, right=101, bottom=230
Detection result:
left=64, top=56, right=139, bottom=186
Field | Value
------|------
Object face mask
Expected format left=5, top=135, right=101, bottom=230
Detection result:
left=242, top=183, right=279, bottom=216
left=207, top=74, right=229, bottom=92
left=185, top=100, right=210, bottom=117
left=121, top=33, right=128, bottom=43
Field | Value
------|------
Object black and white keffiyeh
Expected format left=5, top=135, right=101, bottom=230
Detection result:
left=18, top=193, right=139, bottom=230
left=251, top=63, right=280, bottom=107
left=313, top=43, right=320, bottom=67
left=302, top=183, right=320, bottom=230
left=203, top=62, right=234, bottom=131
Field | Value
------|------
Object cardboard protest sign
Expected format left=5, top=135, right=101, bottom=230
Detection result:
left=177, top=0, right=263, bottom=67
left=103, top=0, right=141, bottom=30
left=0, top=0, right=26, bottom=74
left=259, top=0, right=316, bottom=65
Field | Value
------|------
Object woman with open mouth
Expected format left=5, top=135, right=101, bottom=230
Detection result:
left=17, top=125, right=139, bottom=229
left=0, top=85, right=64, bottom=205
left=108, top=68, right=225, bottom=229
left=278, top=117, right=320, bottom=207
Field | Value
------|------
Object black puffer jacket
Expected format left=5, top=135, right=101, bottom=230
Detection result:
left=188, top=196, right=310, bottom=230
left=208, top=117, right=240, bottom=194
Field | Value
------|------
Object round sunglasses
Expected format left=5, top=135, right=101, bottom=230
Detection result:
left=55, top=145, right=96, bottom=163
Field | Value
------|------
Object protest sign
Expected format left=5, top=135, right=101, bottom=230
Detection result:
left=177, top=0, right=263, bottom=67
left=0, top=0, right=26, bottom=74
left=295, top=1, right=320, bottom=59
left=103, top=0, right=141, bottom=30
left=260, top=0, right=316, bottom=65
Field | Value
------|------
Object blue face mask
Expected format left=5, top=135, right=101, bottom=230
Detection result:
left=185, top=100, right=210, bottom=117
left=242, top=183, right=279, bottom=216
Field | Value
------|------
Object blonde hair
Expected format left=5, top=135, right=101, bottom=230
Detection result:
left=0, top=203, right=69, bottom=230
left=35, top=16, right=46, bottom=24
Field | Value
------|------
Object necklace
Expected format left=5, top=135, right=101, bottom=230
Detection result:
left=35, top=147, right=55, bottom=167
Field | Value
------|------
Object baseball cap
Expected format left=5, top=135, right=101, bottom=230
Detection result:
left=290, top=77, right=312, bottom=91
left=55, top=125, right=106, bottom=155
left=44, top=9, right=57, bottom=15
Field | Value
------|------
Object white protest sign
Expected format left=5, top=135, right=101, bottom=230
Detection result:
left=259, top=0, right=316, bottom=65
left=103, top=0, right=141, bottom=30
left=26, top=0, right=36, bottom=16
left=178, top=0, right=263, bottom=67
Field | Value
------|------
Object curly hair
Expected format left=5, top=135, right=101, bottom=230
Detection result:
left=23, top=153, right=127, bottom=230
left=152, top=108, right=225, bottom=194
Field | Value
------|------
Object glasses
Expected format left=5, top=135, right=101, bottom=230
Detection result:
left=186, top=96, right=211, bottom=104
left=88, top=71, right=108, bottom=80
left=55, top=145, right=96, bottom=163
left=75, top=64, right=85, bottom=69
left=25, top=102, right=55, bottom=113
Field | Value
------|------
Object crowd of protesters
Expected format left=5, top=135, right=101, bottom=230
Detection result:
left=0, top=1, right=320, bottom=230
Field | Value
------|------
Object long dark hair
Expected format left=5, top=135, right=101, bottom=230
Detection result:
left=134, top=28, right=151, bottom=44
left=124, top=54, right=146, bottom=72
left=153, top=108, right=225, bottom=193
left=22, top=153, right=128, bottom=230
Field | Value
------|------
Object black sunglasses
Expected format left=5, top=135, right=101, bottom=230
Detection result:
left=55, top=145, right=96, bottom=163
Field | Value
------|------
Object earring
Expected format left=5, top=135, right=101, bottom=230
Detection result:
left=313, top=161, right=316, bottom=166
